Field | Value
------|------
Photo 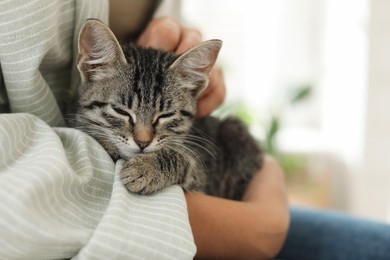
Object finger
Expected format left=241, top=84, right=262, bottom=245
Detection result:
left=196, top=68, right=226, bottom=118
left=137, top=17, right=181, bottom=52
left=175, top=27, right=202, bottom=54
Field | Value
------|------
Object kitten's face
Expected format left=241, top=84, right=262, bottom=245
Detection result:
left=77, top=64, right=197, bottom=159
left=75, top=19, right=221, bottom=160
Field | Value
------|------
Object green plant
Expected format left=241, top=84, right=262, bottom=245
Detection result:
left=214, top=84, right=312, bottom=175
left=264, top=84, right=312, bottom=154
left=264, top=84, right=312, bottom=174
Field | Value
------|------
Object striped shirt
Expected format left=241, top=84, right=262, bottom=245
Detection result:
left=0, top=0, right=196, bottom=259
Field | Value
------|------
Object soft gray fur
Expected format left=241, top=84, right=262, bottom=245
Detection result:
left=74, top=19, right=263, bottom=200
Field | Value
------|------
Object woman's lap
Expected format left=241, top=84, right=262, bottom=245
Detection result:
left=276, top=206, right=390, bottom=260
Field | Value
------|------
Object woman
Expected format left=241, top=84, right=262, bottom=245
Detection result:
left=1, top=1, right=388, bottom=259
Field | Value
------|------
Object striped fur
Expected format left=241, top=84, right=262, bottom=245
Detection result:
left=74, top=20, right=263, bottom=199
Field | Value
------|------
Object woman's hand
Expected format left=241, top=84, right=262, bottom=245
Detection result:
left=185, top=156, right=290, bottom=259
left=137, top=17, right=226, bottom=117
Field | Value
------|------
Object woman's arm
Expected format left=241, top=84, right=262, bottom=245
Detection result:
left=186, top=156, right=290, bottom=259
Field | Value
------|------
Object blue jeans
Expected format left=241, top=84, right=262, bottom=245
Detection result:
left=276, top=207, right=390, bottom=260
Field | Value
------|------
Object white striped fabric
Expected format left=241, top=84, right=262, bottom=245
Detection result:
left=0, top=0, right=196, bottom=259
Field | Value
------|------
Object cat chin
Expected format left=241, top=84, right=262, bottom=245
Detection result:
left=142, top=145, right=159, bottom=153
left=116, top=145, right=137, bottom=160
left=118, top=150, right=135, bottom=160
left=118, top=146, right=159, bottom=160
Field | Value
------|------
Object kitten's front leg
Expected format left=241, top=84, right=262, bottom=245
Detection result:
left=120, top=148, right=205, bottom=195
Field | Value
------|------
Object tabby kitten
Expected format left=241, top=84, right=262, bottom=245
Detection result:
left=74, top=19, right=262, bottom=200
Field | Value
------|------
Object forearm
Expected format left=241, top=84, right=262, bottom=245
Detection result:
left=185, top=157, right=290, bottom=259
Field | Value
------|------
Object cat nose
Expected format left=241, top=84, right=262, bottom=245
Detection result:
left=135, top=140, right=151, bottom=150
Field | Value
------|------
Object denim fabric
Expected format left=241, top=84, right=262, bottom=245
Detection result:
left=276, top=207, right=390, bottom=260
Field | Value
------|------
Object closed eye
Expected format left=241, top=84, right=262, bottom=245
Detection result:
left=157, top=112, right=175, bottom=120
left=112, top=106, right=130, bottom=116
left=153, top=112, right=176, bottom=127
left=111, top=105, right=135, bottom=125
left=82, top=101, right=108, bottom=109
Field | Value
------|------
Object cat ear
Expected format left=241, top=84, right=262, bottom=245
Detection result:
left=77, top=19, right=127, bottom=82
left=169, top=39, right=222, bottom=97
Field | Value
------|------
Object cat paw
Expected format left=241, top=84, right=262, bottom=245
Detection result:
left=120, top=155, right=163, bottom=195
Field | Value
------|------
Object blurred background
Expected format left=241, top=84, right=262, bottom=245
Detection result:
left=157, top=0, right=390, bottom=222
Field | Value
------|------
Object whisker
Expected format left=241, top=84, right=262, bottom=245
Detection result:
left=165, top=135, right=217, bottom=158
left=69, top=114, right=125, bottom=147
left=168, top=139, right=207, bottom=164
left=164, top=142, right=206, bottom=169
left=187, top=128, right=220, bottom=150
left=184, top=134, right=219, bottom=152
left=182, top=139, right=216, bottom=159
